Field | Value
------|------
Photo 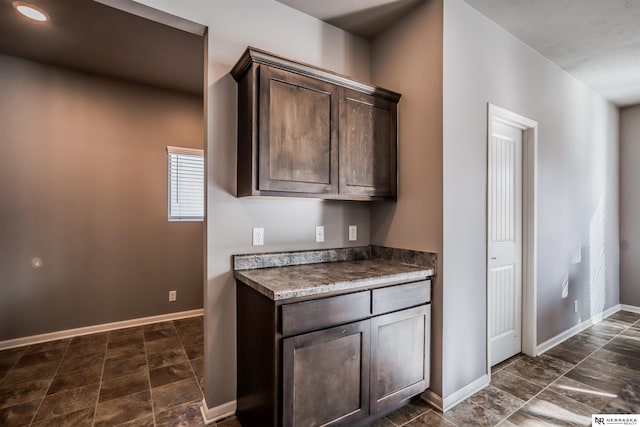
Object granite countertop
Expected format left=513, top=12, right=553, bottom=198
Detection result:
left=234, top=247, right=435, bottom=301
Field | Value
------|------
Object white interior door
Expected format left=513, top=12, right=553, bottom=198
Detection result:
left=489, top=120, right=523, bottom=366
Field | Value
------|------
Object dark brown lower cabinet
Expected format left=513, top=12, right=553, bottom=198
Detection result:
left=370, top=305, right=430, bottom=414
left=283, top=321, right=370, bottom=427
left=236, top=280, right=431, bottom=427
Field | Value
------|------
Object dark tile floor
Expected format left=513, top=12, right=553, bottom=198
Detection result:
left=372, top=310, right=640, bottom=426
left=2, top=311, right=640, bottom=426
left=0, top=316, right=237, bottom=427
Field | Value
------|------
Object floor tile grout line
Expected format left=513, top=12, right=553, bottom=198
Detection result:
left=490, top=354, right=523, bottom=375
left=576, top=318, right=634, bottom=369
left=451, top=354, right=526, bottom=425
left=174, top=319, right=205, bottom=399
left=492, top=354, right=589, bottom=423
left=413, top=408, right=460, bottom=427
left=142, top=325, right=158, bottom=427
left=493, top=317, right=637, bottom=424
left=457, top=384, right=521, bottom=427
left=91, top=332, right=110, bottom=427
left=434, top=408, right=459, bottom=427
left=548, top=318, right=640, bottom=412
left=27, top=338, right=71, bottom=426
left=0, top=347, right=27, bottom=388
left=394, top=406, right=432, bottom=426
left=385, top=414, right=402, bottom=426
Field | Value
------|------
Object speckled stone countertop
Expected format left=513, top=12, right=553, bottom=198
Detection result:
left=234, top=246, right=436, bottom=301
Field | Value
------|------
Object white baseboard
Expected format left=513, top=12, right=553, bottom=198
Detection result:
left=591, top=304, right=621, bottom=324
left=536, top=304, right=620, bottom=355
left=432, top=304, right=631, bottom=413
left=420, top=389, right=443, bottom=412
left=385, top=304, right=639, bottom=416
left=432, top=374, right=490, bottom=412
left=620, top=304, right=640, bottom=314
left=0, top=308, right=204, bottom=351
left=201, top=398, right=236, bottom=424
left=536, top=318, right=592, bottom=355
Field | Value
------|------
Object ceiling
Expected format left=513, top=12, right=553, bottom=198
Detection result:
left=280, top=0, right=640, bottom=107
left=0, top=0, right=204, bottom=95
left=463, top=0, right=640, bottom=107
left=276, top=0, right=424, bottom=40
left=1, top=1, right=637, bottom=106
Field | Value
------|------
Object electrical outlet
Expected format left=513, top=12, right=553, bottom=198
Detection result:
left=169, top=290, right=177, bottom=302
left=315, top=226, right=325, bottom=243
left=574, top=300, right=578, bottom=313
left=253, top=227, right=264, bottom=246
left=349, top=225, right=357, bottom=241
left=561, top=274, right=569, bottom=299
left=572, top=245, right=582, bottom=264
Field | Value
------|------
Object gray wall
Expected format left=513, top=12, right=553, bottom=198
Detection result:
left=442, top=0, right=619, bottom=398
left=620, top=104, right=640, bottom=306
left=133, top=0, right=372, bottom=409
left=370, top=0, right=444, bottom=397
left=0, top=54, right=204, bottom=340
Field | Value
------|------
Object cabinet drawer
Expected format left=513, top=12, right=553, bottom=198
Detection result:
left=281, top=291, right=370, bottom=337
left=372, top=280, right=430, bottom=315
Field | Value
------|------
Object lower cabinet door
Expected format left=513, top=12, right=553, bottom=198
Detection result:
left=370, top=305, right=430, bottom=413
left=282, top=320, right=370, bottom=427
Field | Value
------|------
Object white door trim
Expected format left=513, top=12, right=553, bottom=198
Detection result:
left=487, top=103, right=538, bottom=376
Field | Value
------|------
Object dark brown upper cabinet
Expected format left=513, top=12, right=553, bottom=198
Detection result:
left=231, top=47, right=400, bottom=201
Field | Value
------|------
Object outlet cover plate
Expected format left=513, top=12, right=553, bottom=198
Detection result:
left=315, top=226, right=325, bottom=243
left=253, top=227, right=264, bottom=246
left=169, top=290, right=177, bottom=302
left=348, top=225, right=357, bottom=241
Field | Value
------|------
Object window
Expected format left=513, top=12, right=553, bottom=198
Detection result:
left=167, top=146, right=204, bottom=221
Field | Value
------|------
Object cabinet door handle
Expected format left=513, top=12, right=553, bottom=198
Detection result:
left=490, top=257, right=497, bottom=260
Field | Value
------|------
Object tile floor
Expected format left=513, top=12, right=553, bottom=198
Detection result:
left=0, top=316, right=238, bottom=426
left=2, top=311, right=640, bottom=426
left=373, top=310, right=640, bottom=426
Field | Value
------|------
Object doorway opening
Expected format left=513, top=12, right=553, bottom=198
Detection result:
left=486, top=104, right=538, bottom=373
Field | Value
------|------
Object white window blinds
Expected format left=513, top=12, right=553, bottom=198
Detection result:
left=167, top=146, right=204, bottom=221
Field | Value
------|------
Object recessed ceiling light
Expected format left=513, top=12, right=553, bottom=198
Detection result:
left=13, top=2, right=49, bottom=22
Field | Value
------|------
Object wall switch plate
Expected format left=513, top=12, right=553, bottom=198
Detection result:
left=315, top=226, right=325, bottom=243
left=574, top=300, right=578, bottom=313
left=349, top=225, right=357, bottom=241
left=253, top=227, right=264, bottom=246
left=169, top=290, right=177, bottom=302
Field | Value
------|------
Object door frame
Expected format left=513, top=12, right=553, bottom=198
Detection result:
left=486, top=103, right=538, bottom=375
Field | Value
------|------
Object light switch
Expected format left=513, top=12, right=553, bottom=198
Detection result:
left=315, top=226, right=325, bottom=243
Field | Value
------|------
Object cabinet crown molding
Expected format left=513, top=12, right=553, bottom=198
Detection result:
left=230, top=46, right=401, bottom=103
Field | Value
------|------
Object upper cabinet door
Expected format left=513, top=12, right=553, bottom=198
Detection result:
left=339, top=88, right=397, bottom=199
left=258, top=66, right=339, bottom=194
